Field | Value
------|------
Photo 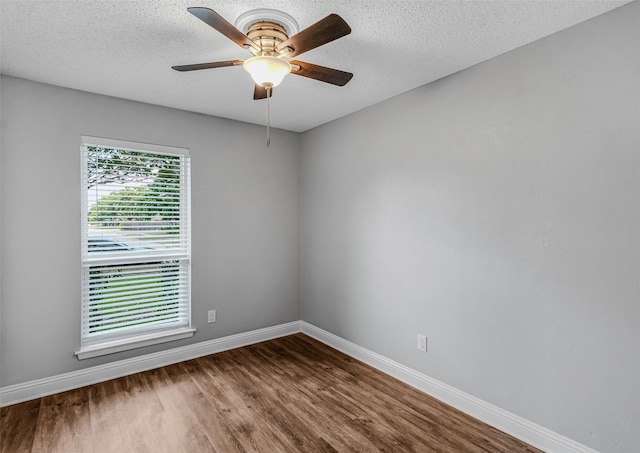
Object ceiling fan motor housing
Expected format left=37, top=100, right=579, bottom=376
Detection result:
left=246, top=22, right=291, bottom=56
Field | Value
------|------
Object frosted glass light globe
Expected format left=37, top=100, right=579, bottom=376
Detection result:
left=243, top=56, right=292, bottom=88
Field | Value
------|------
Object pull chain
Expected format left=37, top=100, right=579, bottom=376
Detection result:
left=266, top=86, right=272, bottom=148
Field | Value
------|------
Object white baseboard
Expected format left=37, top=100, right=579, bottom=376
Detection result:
left=0, top=321, right=301, bottom=407
left=1, top=320, right=597, bottom=453
left=300, top=321, right=599, bottom=453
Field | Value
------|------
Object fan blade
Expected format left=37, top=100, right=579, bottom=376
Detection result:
left=187, top=7, right=260, bottom=52
left=172, top=60, right=243, bottom=72
left=253, top=84, right=272, bottom=100
left=291, top=60, right=353, bottom=86
left=277, top=14, right=351, bottom=58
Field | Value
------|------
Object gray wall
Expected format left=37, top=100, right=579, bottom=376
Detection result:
left=0, top=76, right=300, bottom=386
left=300, top=2, right=639, bottom=452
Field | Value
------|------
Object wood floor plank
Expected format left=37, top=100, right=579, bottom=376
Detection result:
left=196, top=353, right=307, bottom=452
left=179, top=358, right=283, bottom=453
left=117, top=373, right=184, bottom=453
left=0, top=399, right=40, bottom=453
left=163, top=361, right=249, bottom=453
left=146, top=366, right=206, bottom=445
left=89, top=422, right=123, bottom=453
left=244, top=342, right=382, bottom=452
left=0, top=334, right=543, bottom=453
left=184, top=435, right=219, bottom=453
left=221, top=346, right=341, bottom=451
left=87, top=381, right=126, bottom=453
left=31, top=388, right=92, bottom=453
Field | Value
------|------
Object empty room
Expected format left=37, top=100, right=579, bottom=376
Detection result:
left=1, top=1, right=638, bottom=452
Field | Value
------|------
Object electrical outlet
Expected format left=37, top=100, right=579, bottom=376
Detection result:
left=208, top=310, right=216, bottom=324
left=417, top=334, right=427, bottom=352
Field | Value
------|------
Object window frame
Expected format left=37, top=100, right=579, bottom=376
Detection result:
left=76, top=136, right=194, bottom=360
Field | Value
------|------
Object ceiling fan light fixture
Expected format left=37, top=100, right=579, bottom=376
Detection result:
left=243, top=56, right=291, bottom=88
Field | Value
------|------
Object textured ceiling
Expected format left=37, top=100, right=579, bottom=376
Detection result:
left=0, top=0, right=633, bottom=132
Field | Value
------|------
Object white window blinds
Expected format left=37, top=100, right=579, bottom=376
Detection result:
left=80, top=137, right=191, bottom=347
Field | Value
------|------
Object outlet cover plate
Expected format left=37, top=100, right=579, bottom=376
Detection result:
left=417, top=334, right=427, bottom=352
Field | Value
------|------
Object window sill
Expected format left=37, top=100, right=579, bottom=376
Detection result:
left=75, top=327, right=196, bottom=360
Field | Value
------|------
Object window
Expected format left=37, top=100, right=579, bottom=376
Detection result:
left=77, top=136, right=193, bottom=359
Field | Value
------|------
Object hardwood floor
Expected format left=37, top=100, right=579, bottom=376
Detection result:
left=1, top=334, right=542, bottom=452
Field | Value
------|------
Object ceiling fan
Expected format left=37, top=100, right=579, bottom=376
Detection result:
left=172, top=7, right=354, bottom=100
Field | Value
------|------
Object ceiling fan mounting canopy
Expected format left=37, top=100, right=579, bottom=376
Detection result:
left=245, top=21, right=292, bottom=57
left=235, top=9, right=299, bottom=36
left=172, top=6, right=353, bottom=100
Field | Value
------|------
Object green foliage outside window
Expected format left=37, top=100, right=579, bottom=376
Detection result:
left=87, top=146, right=181, bottom=233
